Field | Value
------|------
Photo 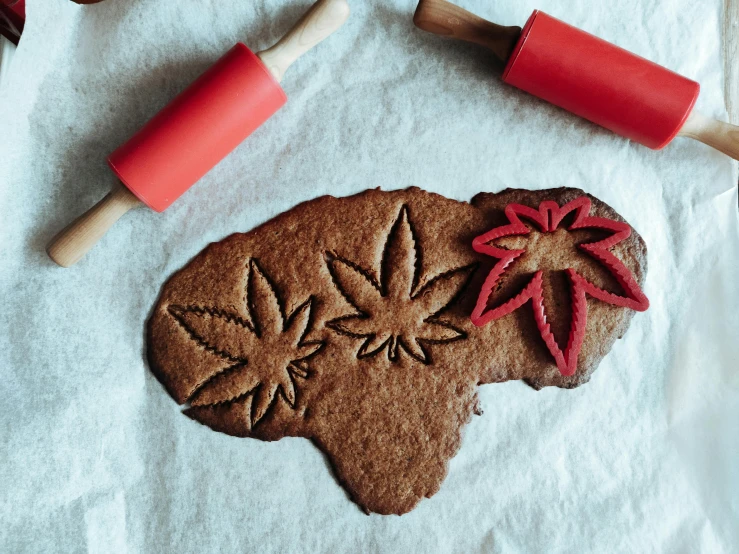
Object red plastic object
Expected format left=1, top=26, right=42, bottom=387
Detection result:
left=502, top=11, right=700, bottom=150
left=470, top=197, right=649, bottom=376
left=0, top=0, right=25, bottom=45
left=108, top=43, right=287, bottom=212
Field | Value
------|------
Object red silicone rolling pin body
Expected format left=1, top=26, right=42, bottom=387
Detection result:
left=108, top=43, right=286, bottom=213
left=46, top=0, right=350, bottom=268
left=502, top=11, right=700, bottom=150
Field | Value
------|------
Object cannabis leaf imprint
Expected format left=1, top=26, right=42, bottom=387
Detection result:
left=326, top=206, right=474, bottom=364
left=169, top=259, right=323, bottom=428
left=471, top=197, right=649, bottom=376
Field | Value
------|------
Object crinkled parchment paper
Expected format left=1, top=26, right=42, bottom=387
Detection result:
left=0, top=0, right=737, bottom=551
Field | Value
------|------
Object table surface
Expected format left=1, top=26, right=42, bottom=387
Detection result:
left=726, top=0, right=739, bottom=123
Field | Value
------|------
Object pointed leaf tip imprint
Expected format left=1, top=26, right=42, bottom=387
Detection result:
left=327, top=257, right=381, bottom=314
left=191, top=362, right=257, bottom=407
left=471, top=197, right=649, bottom=376
left=415, top=265, right=476, bottom=317
left=251, top=382, right=278, bottom=427
left=168, top=305, right=257, bottom=363
left=327, top=205, right=470, bottom=364
left=284, top=299, right=313, bottom=347
left=382, top=205, right=418, bottom=300
left=170, top=259, right=324, bottom=428
left=248, top=259, right=284, bottom=338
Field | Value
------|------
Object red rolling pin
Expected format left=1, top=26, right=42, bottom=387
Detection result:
left=47, top=0, right=350, bottom=268
left=413, top=0, right=739, bottom=160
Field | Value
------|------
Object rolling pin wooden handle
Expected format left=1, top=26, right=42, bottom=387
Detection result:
left=413, top=0, right=521, bottom=64
left=257, top=0, right=350, bottom=83
left=46, top=183, right=142, bottom=268
left=678, top=110, right=739, bottom=161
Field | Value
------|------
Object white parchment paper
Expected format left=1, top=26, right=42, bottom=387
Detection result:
left=1, top=0, right=738, bottom=551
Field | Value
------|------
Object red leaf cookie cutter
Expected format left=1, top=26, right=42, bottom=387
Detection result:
left=471, top=197, right=649, bottom=376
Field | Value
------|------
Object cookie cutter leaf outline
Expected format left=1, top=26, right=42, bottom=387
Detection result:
left=470, top=196, right=649, bottom=376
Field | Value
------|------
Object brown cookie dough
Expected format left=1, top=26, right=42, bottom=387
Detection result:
left=147, top=187, right=648, bottom=514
